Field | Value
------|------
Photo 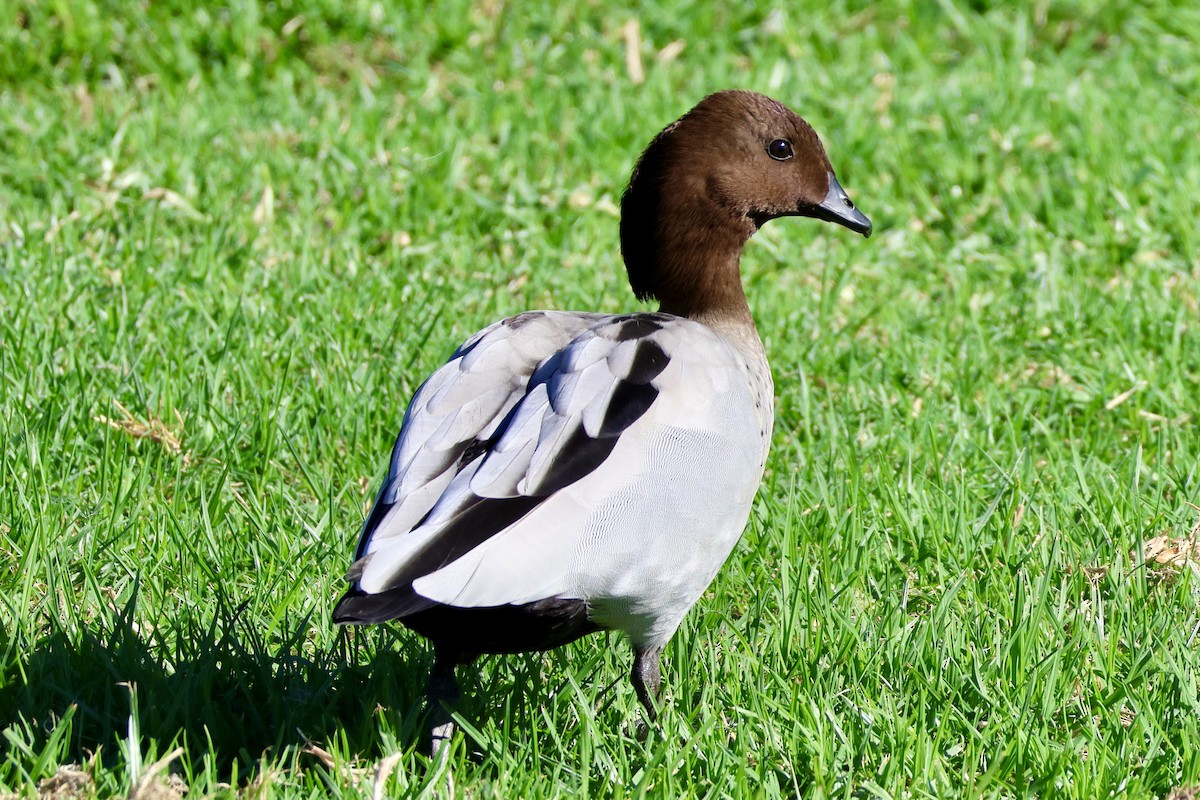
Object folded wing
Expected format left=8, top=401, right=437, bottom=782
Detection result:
left=336, top=312, right=684, bottom=621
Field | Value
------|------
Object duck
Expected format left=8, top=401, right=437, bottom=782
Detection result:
left=333, top=89, right=871, bottom=752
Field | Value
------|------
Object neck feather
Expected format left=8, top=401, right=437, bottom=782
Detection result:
left=621, top=175, right=757, bottom=328
left=652, top=200, right=754, bottom=325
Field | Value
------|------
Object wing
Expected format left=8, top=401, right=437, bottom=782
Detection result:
left=349, top=310, right=605, bottom=565
left=337, top=312, right=699, bottom=620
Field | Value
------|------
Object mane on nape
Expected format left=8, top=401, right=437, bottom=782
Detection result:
left=619, top=119, right=682, bottom=303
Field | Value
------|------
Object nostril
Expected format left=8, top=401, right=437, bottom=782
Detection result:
left=844, top=198, right=855, bottom=209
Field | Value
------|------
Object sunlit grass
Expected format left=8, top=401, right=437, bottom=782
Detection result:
left=2, top=1, right=1199, bottom=797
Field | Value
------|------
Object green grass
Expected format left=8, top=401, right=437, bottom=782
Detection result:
left=2, top=0, right=1199, bottom=796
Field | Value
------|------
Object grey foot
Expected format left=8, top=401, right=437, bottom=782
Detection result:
left=631, top=644, right=663, bottom=730
left=426, top=650, right=461, bottom=757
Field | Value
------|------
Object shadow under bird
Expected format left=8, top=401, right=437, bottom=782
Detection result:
left=334, top=89, right=872, bottom=752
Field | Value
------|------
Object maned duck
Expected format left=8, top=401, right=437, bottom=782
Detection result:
left=334, top=90, right=872, bottom=752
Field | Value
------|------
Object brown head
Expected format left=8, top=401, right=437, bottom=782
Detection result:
left=619, top=90, right=870, bottom=321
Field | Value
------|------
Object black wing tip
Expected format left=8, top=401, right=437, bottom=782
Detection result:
left=333, top=586, right=437, bottom=625
left=331, top=589, right=372, bottom=624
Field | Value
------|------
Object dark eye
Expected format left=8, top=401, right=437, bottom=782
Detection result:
left=767, top=139, right=794, bottom=161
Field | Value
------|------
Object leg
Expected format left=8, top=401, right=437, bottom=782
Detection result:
left=426, top=648, right=461, bottom=756
left=630, top=645, right=663, bottom=724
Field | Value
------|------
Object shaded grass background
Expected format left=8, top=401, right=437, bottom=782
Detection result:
left=2, top=0, right=1199, bottom=796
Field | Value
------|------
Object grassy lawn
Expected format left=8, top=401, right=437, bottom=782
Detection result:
left=2, top=0, right=1199, bottom=796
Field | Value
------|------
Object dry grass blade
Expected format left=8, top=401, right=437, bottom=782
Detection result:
left=299, top=743, right=337, bottom=770
left=253, top=185, right=275, bottom=225
left=1011, top=501, right=1026, bottom=529
left=128, top=747, right=186, bottom=800
left=1104, top=381, right=1144, bottom=410
left=300, top=744, right=370, bottom=786
left=1143, top=533, right=1200, bottom=571
left=657, top=40, right=685, bottom=62
left=622, top=19, right=644, bottom=84
left=371, top=753, right=403, bottom=800
left=94, top=401, right=192, bottom=467
left=35, top=765, right=92, bottom=799
left=142, top=188, right=203, bottom=220
left=1137, top=409, right=1192, bottom=425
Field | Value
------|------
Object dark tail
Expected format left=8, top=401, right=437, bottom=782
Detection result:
left=332, top=585, right=438, bottom=625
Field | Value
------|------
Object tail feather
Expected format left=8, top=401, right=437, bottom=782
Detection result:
left=332, top=585, right=438, bottom=624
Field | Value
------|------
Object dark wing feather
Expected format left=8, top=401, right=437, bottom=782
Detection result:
left=347, top=311, right=604, bottom=564
left=335, top=314, right=673, bottom=621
